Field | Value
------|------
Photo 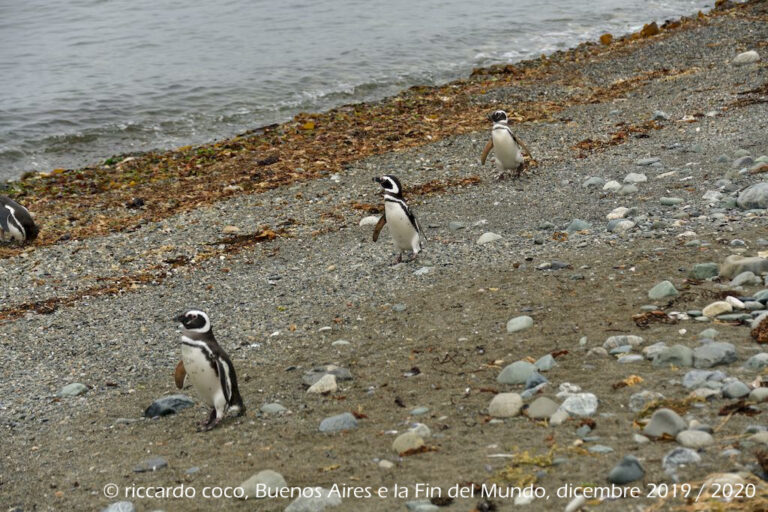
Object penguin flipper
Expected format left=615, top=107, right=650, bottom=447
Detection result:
left=480, top=139, right=493, bottom=165
left=511, top=132, right=533, bottom=160
left=372, top=215, right=387, bottom=242
left=174, top=360, right=186, bottom=389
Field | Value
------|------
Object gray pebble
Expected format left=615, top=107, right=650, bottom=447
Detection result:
left=318, top=412, right=358, bottom=433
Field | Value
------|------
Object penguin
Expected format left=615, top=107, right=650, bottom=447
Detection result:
left=173, top=309, right=245, bottom=431
left=0, top=195, right=39, bottom=243
left=480, top=110, right=533, bottom=179
left=372, top=175, right=425, bottom=263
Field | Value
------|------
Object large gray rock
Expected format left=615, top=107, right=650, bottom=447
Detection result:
left=652, top=345, right=693, bottom=368
left=565, top=219, right=592, bottom=233
left=58, top=383, right=88, bottom=397
left=689, top=263, right=719, bottom=280
left=497, top=361, right=536, bottom=385
left=719, top=255, right=768, bottom=279
left=318, top=413, right=358, bottom=433
left=648, top=280, right=678, bottom=300
left=736, top=181, right=768, bottom=210
left=693, top=343, right=737, bottom=368
left=607, top=455, right=645, bottom=484
left=744, top=353, right=768, bottom=371
left=238, top=470, right=288, bottom=499
left=732, top=271, right=762, bottom=287
left=285, top=487, right=342, bottom=512
left=643, top=408, right=687, bottom=438
left=506, top=315, right=534, bottom=333
left=526, top=397, right=560, bottom=419
left=682, top=370, right=726, bottom=389
left=144, top=394, right=195, bottom=418
left=582, top=176, right=605, bottom=188
left=722, top=381, right=750, bottom=399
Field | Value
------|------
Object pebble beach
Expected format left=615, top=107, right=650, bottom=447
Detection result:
left=3, top=1, right=768, bottom=511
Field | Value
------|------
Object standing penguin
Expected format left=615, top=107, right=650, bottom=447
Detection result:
left=173, top=310, right=245, bottom=431
left=372, top=175, right=425, bottom=263
left=0, top=195, right=39, bottom=243
left=480, top=110, right=533, bottom=179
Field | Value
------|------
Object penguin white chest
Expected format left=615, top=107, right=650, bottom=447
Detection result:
left=384, top=201, right=420, bottom=253
left=492, top=130, right=523, bottom=170
left=181, top=340, right=220, bottom=407
left=1, top=207, right=24, bottom=241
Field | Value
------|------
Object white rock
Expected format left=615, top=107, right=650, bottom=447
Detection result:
left=703, top=190, right=723, bottom=203
left=477, top=232, right=502, bottom=245
left=725, top=296, right=745, bottom=310
left=603, top=180, right=621, bottom=192
left=359, top=215, right=381, bottom=226
left=488, top=393, right=523, bottom=418
left=307, top=374, right=337, bottom=394
left=565, top=496, right=587, bottom=512
left=607, top=207, right=631, bottom=220
left=676, top=430, right=714, bottom=449
left=732, top=50, right=760, bottom=65
left=624, top=172, right=647, bottom=184
left=549, top=409, right=569, bottom=426
left=702, top=301, right=733, bottom=318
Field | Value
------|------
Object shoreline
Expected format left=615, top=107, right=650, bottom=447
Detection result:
left=0, top=1, right=742, bottom=258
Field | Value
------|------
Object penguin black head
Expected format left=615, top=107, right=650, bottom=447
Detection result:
left=174, top=309, right=211, bottom=333
left=490, top=110, right=508, bottom=123
left=374, top=175, right=402, bottom=197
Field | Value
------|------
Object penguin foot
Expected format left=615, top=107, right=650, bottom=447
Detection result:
left=197, top=409, right=220, bottom=431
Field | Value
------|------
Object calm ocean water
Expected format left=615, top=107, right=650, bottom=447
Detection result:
left=0, top=0, right=711, bottom=180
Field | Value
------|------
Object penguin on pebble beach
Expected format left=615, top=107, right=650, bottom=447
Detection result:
left=372, top=175, right=425, bottom=263
left=0, top=195, right=39, bottom=243
left=480, top=110, right=533, bottom=179
left=174, top=309, right=245, bottom=431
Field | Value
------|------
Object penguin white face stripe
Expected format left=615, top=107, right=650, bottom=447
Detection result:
left=181, top=310, right=210, bottom=333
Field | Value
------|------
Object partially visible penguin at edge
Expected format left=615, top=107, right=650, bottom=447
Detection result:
left=0, top=195, right=39, bottom=244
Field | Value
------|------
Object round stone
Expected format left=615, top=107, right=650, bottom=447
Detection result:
left=506, top=315, right=534, bottom=333
left=676, top=430, right=714, bottom=449
left=643, top=408, right=687, bottom=438
left=488, top=393, right=523, bottom=418
left=497, top=361, right=536, bottom=385
left=393, top=432, right=424, bottom=454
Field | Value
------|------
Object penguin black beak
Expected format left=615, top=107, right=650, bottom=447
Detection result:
left=173, top=314, right=185, bottom=324
left=373, top=177, right=381, bottom=184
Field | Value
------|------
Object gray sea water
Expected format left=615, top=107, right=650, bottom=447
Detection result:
left=0, top=0, right=711, bottom=180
